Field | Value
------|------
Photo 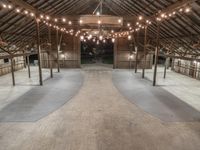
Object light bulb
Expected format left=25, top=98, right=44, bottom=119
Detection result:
left=62, top=18, right=66, bottom=22
left=96, top=12, right=100, bottom=16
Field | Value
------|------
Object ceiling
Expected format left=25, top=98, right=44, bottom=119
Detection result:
left=0, top=0, right=200, bottom=57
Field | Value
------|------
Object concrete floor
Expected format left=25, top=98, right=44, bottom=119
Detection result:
left=137, top=66, right=200, bottom=111
left=0, top=65, right=200, bottom=150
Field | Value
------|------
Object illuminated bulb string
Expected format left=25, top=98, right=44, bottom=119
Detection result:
left=0, top=2, right=193, bottom=39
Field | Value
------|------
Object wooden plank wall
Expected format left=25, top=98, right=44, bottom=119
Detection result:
left=41, top=35, right=81, bottom=68
left=0, top=57, right=24, bottom=76
left=114, top=37, right=153, bottom=69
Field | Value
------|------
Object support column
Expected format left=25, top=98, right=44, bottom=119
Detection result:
left=36, top=19, right=43, bottom=86
left=48, top=27, right=53, bottom=78
left=23, top=51, right=26, bottom=68
left=153, top=23, right=160, bottom=86
left=164, top=58, right=167, bottom=79
left=56, top=29, right=60, bottom=73
left=135, top=31, right=139, bottom=73
left=135, top=46, right=138, bottom=73
left=142, top=26, right=148, bottom=78
left=27, top=55, right=31, bottom=78
left=10, top=57, right=15, bottom=86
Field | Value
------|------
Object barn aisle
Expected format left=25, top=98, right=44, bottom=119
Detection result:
left=0, top=65, right=200, bottom=150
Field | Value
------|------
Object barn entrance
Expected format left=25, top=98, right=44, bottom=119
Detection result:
left=80, top=39, right=114, bottom=67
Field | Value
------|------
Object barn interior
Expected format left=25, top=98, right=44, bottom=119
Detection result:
left=0, top=0, right=200, bottom=150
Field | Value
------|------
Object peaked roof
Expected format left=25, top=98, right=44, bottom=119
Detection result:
left=0, top=0, right=200, bottom=57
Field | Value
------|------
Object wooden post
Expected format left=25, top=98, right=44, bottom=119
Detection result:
left=56, top=29, right=60, bottom=72
left=135, top=46, right=138, bottom=73
left=23, top=50, right=26, bottom=68
left=36, top=19, right=43, bottom=85
left=135, top=31, right=139, bottom=73
left=142, top=26, right=148, bottom=78
left=27, top=55, right=31, bottom=78
left=153, top=23, right=160, bottom=86
left=164, top=58, right=167, bottom=79
left=10, top=57, right=15, bottom=86
left=48, top=27, right=53, bottom=78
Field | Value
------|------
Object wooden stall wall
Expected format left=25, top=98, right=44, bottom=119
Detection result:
left=0, top=56, right=24, bottom=76
left=41, top=34, right=80, bottom=68
left=173, top=58, right=200, bottom=80
left=114, top=37, right=153, bottom=69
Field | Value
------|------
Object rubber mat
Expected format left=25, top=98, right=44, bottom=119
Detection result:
left=112, top=70, right=200, bottom=122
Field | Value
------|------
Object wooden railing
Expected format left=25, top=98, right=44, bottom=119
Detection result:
left=0, top=61, right=24, bottom=76
left=173, top=62, right=200, bottom=80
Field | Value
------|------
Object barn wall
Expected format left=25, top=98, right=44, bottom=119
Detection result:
left=41, top=34, right=80, bottom=68
left=173, top=58, right=200, bottom=80
left=0, top=56, right=24, bottom=76
left=114, top=37, right=153, bottom=69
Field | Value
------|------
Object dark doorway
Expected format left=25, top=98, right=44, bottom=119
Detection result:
left=81, top=39, right=114, bottom=65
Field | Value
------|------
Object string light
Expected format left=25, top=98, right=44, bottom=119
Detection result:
left=2, top=4, right=7, bottom=8
left=68, top=21, right=72, bottom=25
left=0, top=1, right=193, bottom=40
left=185, top=7, right=190, bottom=13
left=139, top=16, right=143, bottom=20
left=62, top=18, right=66, bottom=22
left=98, top=20, right=101, bottom=24
left=24, top=10, right=28, bottom=14
left=30, top=13, right=35, bottom=17
left=96, top=12, right=100, bottom=16
left=46, top=16, right=50, bottom=20
left=8, top=5, right=12, bottom=9
left=99, top=35, right=103, bottom=40
left=16, top=8, right=20, bottom=13
left=112, top=38, right=115, bottom=43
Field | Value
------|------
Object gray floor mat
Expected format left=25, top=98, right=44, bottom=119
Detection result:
left=112, top=70, right=200, bottom=122
left=0, top=70, right=84, bottom=122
